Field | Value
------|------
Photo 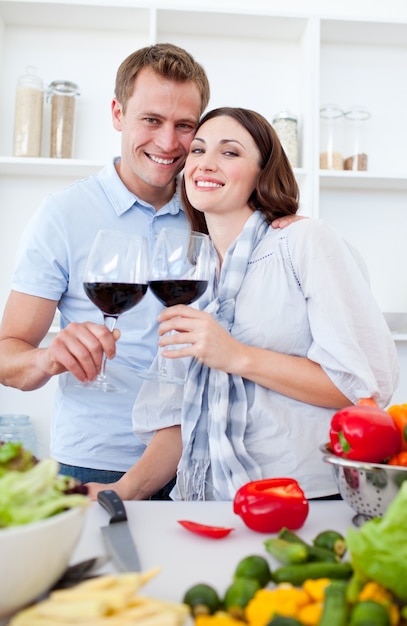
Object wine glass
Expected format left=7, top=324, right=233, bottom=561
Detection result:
left=139, top=228, right=211, bottom=384
left=79, top=229, right=149, bottom=393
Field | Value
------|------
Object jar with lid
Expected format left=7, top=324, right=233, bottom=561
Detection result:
left=344, top=105, right=371, bottom=171
left=319, top=104, right=344, bottom=170
left=13, top=66, right=44, bottom=157
left=48, top=80, right=80, bottom=158
left=272, top=109, right=298, bottom=168
left=0, top=415, right=38, bottom=456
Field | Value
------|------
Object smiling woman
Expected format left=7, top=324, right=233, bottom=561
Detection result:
left=121, top=106, right=400, bottom=504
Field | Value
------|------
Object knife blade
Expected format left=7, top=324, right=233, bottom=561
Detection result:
left=97, top=489, right=141, bottom=572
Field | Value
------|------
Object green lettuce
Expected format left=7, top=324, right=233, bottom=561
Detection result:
left=346, top=480, right=407, bottom=601
left=0, top=457, right=88, bottom=527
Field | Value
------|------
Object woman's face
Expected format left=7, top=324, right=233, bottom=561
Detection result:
left=184, top=115, right=261, bottom=218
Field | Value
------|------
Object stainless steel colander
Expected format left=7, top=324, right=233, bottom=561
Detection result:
left=320, top=444, right=407, bottom=526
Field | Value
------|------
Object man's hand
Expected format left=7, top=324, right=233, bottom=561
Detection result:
left=271, top=214, right=305, bottom=228
left=40, top=322, right=120, bottom=382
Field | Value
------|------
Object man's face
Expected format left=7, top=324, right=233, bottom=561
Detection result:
left=112, top=67, right=202, bottom=205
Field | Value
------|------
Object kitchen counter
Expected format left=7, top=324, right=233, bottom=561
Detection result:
left=0, top=499, right=358, bottom=624
left=70, top=499, right=356, bottom=603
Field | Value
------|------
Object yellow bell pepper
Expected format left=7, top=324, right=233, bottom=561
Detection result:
left=245, top=584, right=310, bottom=626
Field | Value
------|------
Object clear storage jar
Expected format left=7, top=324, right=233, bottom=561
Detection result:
left=319, top=103, right=344, bottom=170
left=48, top=80, right=80, bottom=158
left=272, top=109, right=299, bottom=168
left=0, top=414, right=38, bottom=456
left=344, top=105, right=371, bottom=171
left=13, top=66, right=44, bottom=157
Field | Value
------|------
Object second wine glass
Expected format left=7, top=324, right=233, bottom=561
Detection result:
left=80, top=229, right=149, bottom=393
left=139, top=228, right=211, bottom=384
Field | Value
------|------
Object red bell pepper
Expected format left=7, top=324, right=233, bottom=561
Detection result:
left=177, top=520, right=235, bottom=539
left=329, top=405, right=401, bottom=463
left=233, top=477, right=309, bottom=534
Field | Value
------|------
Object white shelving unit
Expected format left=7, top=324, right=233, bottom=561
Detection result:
left=1, top=0, right=407, bottom=451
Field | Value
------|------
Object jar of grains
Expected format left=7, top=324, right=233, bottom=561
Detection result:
left=13, top=66, right=44, bottom=157
left=272, top=109, right=298, bottom=168
left=48, top=80, right=80, bottom=158
left=344, top=105, right=371, bottom=171
left=0, top=415, right=38, bottom=456
left=319, top=103, right=344, bottom=170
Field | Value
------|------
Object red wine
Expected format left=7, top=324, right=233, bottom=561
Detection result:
left=84, top=282, right=147, bottom=316
left=149, top=280, right=208, bottom=306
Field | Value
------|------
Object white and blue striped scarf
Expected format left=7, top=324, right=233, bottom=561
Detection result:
left=174, top=210, right=270, bottom=500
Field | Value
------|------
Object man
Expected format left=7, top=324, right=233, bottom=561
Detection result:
left=0, top=44, right=210, bottom=490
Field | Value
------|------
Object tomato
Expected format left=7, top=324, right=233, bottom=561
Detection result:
left=177, top=519, right=235, bottom=539
left=233, top=477, right=309, bottom=534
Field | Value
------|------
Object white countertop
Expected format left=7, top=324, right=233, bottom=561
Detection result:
left=70, top=499, right=356, bottom=604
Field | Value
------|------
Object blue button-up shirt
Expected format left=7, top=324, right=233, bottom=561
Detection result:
left=12, top=158, right=189, bottom=470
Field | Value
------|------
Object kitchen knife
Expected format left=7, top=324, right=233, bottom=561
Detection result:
left=97, top=489, right=141, bottom=572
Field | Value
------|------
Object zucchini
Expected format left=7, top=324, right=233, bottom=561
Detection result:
left=272, top=561, right=353, bottom=586
left=349, top=600, right=391, bottom=626
left=318, top=580, right=349, bottom=626
left=263, top=537, right=308, bottom=564
left=313, top=530, right=347, bottom=558
left=183, top=583, right=221, bottom=616
left=277, top=527, right=339, bottom=562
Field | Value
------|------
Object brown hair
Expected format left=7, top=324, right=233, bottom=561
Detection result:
left=181, top=107, right=299, bottom=234
left=115, top=43, right=210, bottom=115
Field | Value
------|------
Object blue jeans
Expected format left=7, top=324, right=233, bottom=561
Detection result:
left=58, top=463, right=175, bottom=500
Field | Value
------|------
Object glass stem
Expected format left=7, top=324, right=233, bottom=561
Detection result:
left=100, top=315, right=118, bottom=379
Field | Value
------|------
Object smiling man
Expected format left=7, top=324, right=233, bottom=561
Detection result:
left=0, top=44, right=210, bottom=491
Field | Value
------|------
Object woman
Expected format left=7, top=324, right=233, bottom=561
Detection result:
left=89, top=107, right=399, bottom=501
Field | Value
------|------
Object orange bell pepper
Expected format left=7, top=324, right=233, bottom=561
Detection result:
left=388, top=451, right=407, bottom=466
left=387, top=404, right=407, bottom=451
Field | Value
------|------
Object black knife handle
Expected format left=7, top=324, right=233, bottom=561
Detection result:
left=97, top=489, right=128, bottom=524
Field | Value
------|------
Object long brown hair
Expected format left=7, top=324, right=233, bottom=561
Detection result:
left=181, top=107, right=299, bottom=234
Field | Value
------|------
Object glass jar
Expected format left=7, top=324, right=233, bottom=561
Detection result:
left=0, top=415, right=38, bottom=456
left=319, top=103, right=344, bottom=170
left=344, top=105, right=371, bottom=171
left=272, top=109, right=298, bottom=168
left=48, top=80, right=80, bottom=158
left=13, top=66, right=44, bottom=157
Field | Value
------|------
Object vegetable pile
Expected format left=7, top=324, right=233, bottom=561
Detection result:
left=182, top=479, right=407, bottom=625
left=0, top=441, right=88, bottom=527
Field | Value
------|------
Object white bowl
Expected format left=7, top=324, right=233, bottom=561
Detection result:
left=0, top=505, right=87, bottom=619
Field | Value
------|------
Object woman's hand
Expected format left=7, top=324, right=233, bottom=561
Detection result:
left=157, top=305, right=244, bottom=373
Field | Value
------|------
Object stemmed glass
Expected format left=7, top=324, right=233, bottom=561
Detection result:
left=139, top=228, right=211, bottom=384
left=79, top=229, right=149, bottom=393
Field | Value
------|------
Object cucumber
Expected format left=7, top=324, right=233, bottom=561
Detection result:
left=313, top=530, right=347, bottom=558
left=264, top=537, right=308, bottom=564
left=318, top=580, right=349, bottom=626
left=277, top=527, right=339, bottom=562
left=272, top=561, right=353, bottom=586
